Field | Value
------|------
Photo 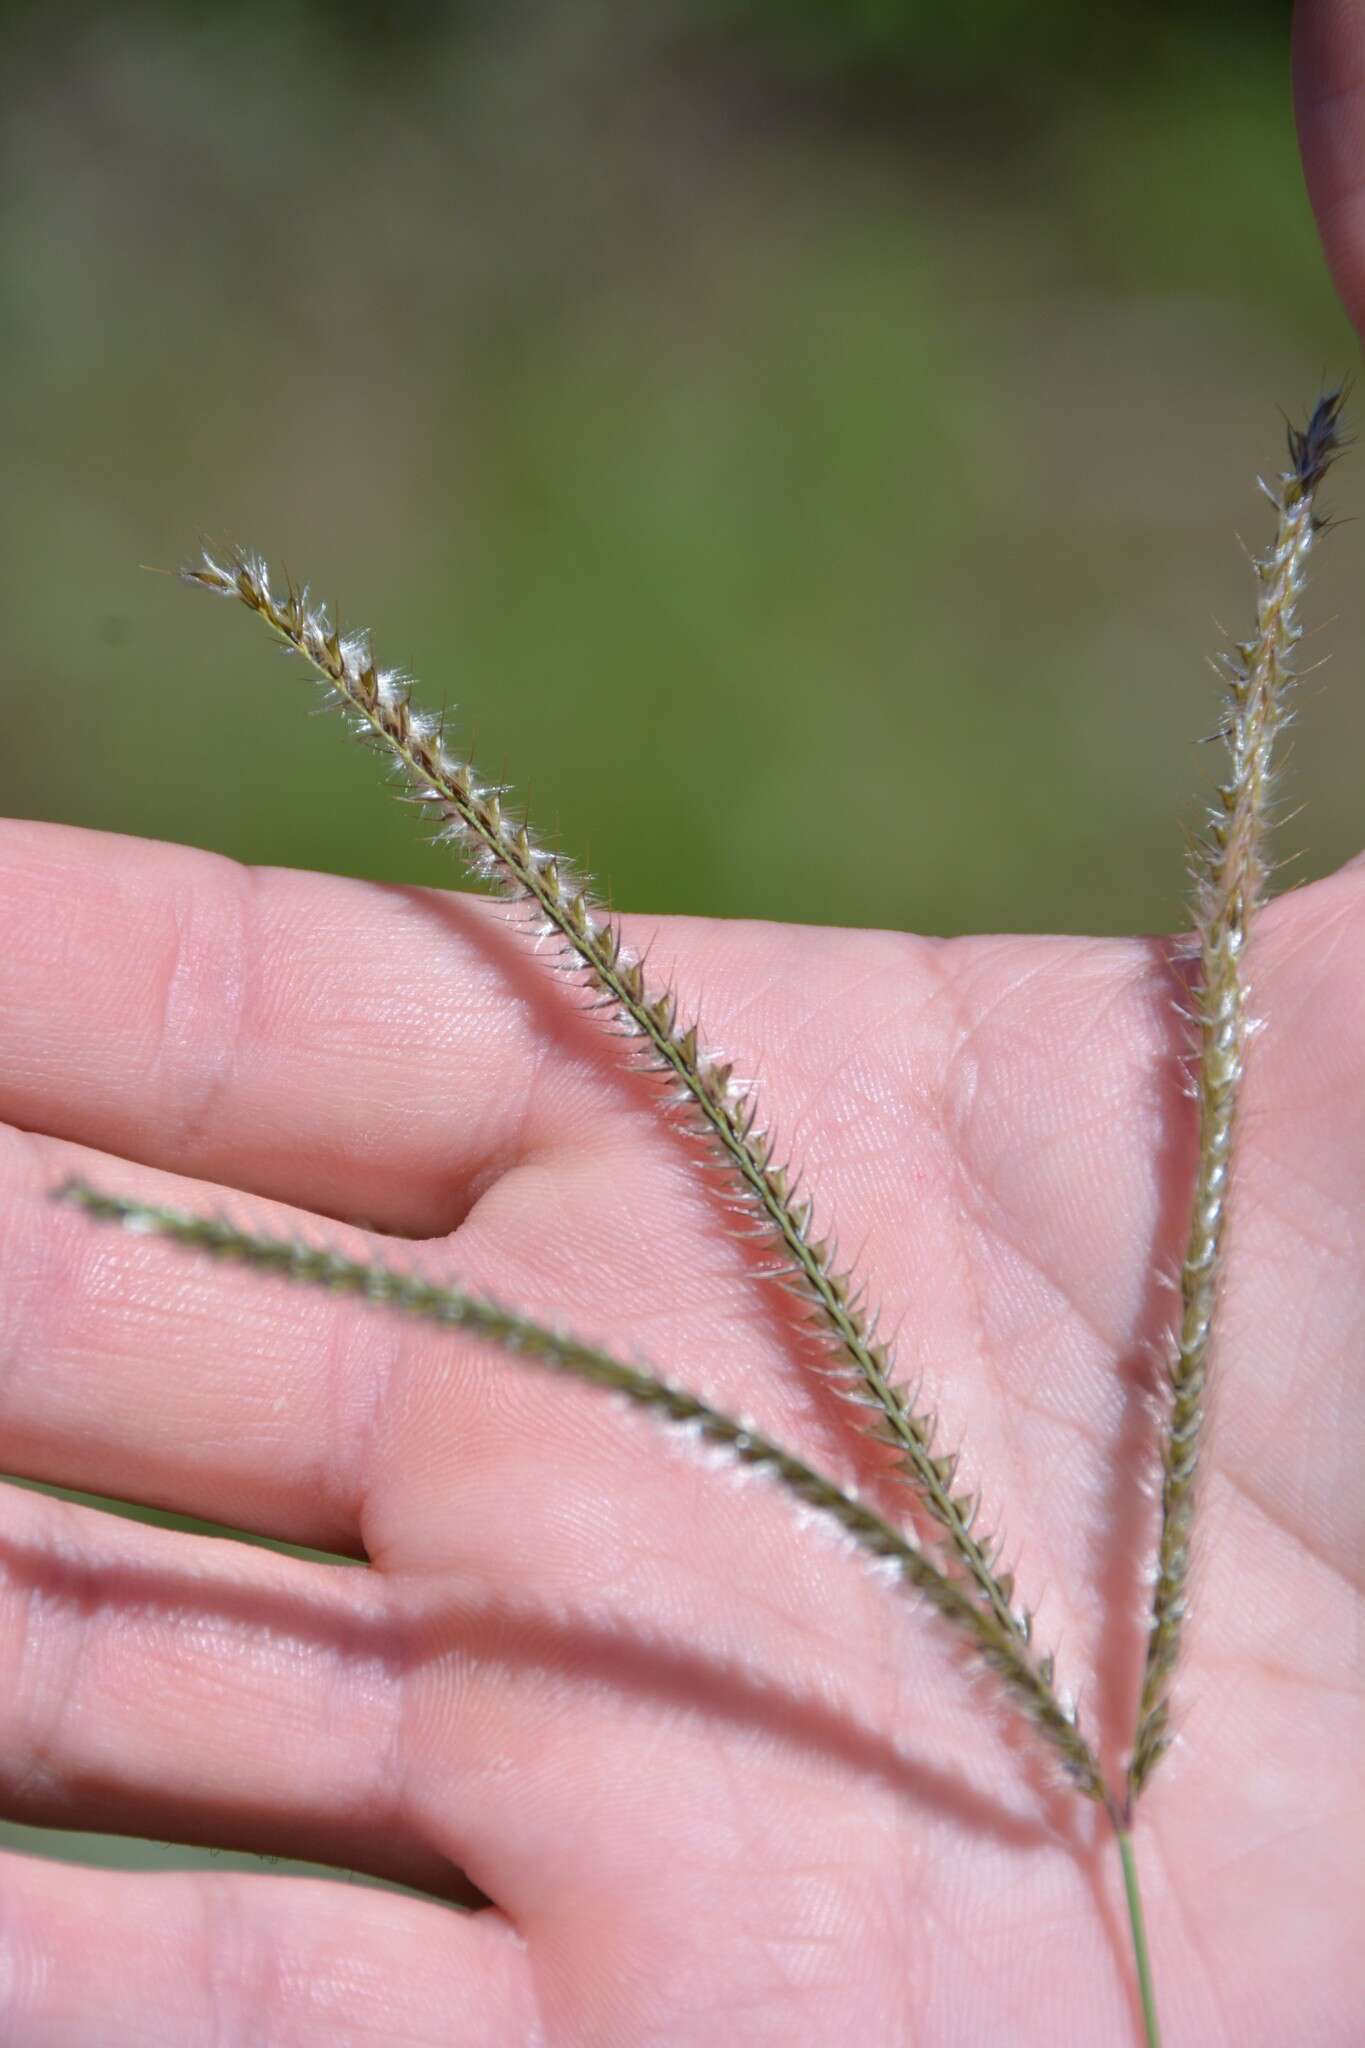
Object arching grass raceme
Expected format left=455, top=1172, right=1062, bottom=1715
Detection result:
left=52, top=1178, right=1106, bottom=1801
left=181, top=545, right=1044, bottom=1669
left=1127, top=390, right=1346, bottom=1807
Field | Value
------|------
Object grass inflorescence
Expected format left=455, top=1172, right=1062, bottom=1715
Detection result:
left=53, top=1179, right=1103, bottom=1796
left=182, top=543, right=1059, bottom=1697
left=1128, top=389, right=1347, bottom=1806
left=57, top=396, right=1347, bottom=2045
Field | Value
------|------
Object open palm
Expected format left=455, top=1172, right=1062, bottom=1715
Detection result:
left=1, top=818, right=1361, bottom=2046
left=5, top=9, right=1365, bottom=2035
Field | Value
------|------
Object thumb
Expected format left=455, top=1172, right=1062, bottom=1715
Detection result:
left=1293, top=0, right=1365, bottom=340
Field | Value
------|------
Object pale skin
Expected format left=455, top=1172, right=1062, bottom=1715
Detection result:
left=1, top=17, right=1363, bottom=2044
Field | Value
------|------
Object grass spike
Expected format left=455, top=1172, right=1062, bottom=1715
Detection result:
left=1128, top=391, right=1347, bottom=1803
left=180, top=544, right=1045, bottom=1667
left=54, top=1178, right=1105, bottom=1803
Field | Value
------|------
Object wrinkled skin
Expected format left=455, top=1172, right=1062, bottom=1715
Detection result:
left=1, top=14, right=1363, bottom=2042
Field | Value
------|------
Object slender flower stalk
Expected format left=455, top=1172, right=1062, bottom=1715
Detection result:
left=54, top=1178, right=1104, bottom=1799
left=181, top=546, right=1052, bottom=1676
left=1128, top=393, right=1346, bottom=1802
left=1113, top=1814, right=1162, bottom=2048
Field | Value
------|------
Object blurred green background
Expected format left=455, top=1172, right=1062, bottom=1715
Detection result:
left=1, top=0, right=1360, bottom=1888
left=4, top=0, right=1361, bottom=941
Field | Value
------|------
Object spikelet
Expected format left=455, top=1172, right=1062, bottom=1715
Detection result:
left=184, top=546, right=1052, bottom=1673
left=54, top=1178, right=1105, bottom=1800
left=1128, top=393, right=1346, bottom=1801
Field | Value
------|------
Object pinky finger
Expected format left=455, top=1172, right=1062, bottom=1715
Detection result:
left=0, top=1852, right=538, bottom=2047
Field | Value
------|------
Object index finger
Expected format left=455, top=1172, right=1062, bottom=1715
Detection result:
left=0, top=819, right=574, bottom=1236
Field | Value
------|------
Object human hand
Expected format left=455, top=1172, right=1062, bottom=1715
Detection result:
left=0, top=811, right=1360, bottom=2044
left=3, top=17, right=1364, bottom=2038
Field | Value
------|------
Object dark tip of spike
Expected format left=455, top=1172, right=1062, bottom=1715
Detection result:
left=1288, top=387, right=1349, bottom=491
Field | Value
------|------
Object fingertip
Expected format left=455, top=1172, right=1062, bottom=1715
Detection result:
left=1293, top=0, right=1365, bottom=337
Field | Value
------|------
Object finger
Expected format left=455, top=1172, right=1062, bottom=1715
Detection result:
left=1, top=878, right=889, bottom=1558
left=0, top=1853, right=535, bottom=2047
left=3, top=1129, right=407, bottom=1553
left=0, top=1480, right=471, bottom=1899
left=0, top=819, right=581, bottom=1237
left=5, top=1101, right=820, bottom=1566
left=1293, top=0, right=1365, bottom=334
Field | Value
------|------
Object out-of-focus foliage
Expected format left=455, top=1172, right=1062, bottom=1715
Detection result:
left=0, top=0, right=1355, bottom=947
left=0, top=0, right=1293, bottom=74
left=699, top=0, right=1289, bottom=82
